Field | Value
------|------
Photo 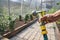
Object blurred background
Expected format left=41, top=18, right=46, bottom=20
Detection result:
left=0, top=0, right=60, bottom=39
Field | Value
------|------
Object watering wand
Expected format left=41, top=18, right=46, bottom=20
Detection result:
left=40, top=11, right=48, bottom=40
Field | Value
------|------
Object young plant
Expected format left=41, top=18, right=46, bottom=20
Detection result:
left=9, top=20, right=15, bottom=31
left=8, top=17, right=15, bottom=31
left=24, top=14, right=29, bottom=23
left=19, top=15, right=22, bottom=21
left=0, top=23, right=6, bottom=35
left=30, top=14, right=33, bottom=20
left=8, top=17, right=12, bottom=21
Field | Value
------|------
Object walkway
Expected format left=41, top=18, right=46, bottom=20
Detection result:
left=10, top=21, right=56, bottom=40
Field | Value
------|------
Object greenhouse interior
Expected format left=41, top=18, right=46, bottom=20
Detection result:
left=0, top=0, right=60, bottom=40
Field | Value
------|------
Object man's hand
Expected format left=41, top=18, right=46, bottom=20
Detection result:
left=41, top=14, right=57, bottom=23
left=41, top=10, right=60, bottom=24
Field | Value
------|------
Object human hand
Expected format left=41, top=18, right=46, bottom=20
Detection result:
left=41, top=14, right=57, bottom=23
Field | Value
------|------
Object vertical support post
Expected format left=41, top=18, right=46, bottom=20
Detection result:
left=8, top=0, right=10, bottom=17
left=21, top=0, right=24, bottom=16
left=41, top=0, right=42, bottom=11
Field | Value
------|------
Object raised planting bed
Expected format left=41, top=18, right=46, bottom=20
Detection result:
left=3, top=18, right=38, bottom=38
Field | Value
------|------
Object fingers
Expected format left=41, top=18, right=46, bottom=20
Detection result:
left=41, top=15, right=47, bottom=21
left=39, top=14, right=57, bottom=24
left=41, top=14, right=55, bottom=23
